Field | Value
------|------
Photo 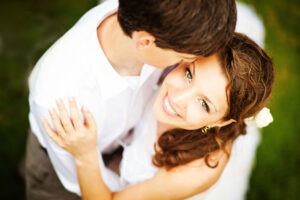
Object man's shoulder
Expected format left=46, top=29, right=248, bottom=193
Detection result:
left=28, top=29, right=98, bottom=102
left=28, top=47, right=101, bottom=108
left=28, top=1, right=119, bottom=95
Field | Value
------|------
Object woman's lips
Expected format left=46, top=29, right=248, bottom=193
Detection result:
left=162, top=93, right=180, bottom=117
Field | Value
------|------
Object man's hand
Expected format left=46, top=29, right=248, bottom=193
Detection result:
left=42, top=97, right=98, bottom=159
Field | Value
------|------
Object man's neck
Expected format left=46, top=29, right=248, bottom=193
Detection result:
left=97, top=14, right=144, bottom=76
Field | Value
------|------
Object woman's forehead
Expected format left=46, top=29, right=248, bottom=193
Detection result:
left=194, top=54, right=219, bottom=68
left=193, top=55, right=229, bottom=114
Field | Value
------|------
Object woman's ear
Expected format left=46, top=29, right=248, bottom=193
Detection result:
left=212, top=119, right=236, bottom=128
left=132, top=31, right=156, bottom=50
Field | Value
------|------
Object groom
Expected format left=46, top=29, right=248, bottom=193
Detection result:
left=26, top=0, right=237, bottom=199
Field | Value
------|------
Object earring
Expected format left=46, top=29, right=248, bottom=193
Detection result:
left=201, top=126, right=210, bottom=133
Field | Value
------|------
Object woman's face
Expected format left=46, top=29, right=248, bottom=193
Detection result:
left=153, top=54, right=230, bottom=130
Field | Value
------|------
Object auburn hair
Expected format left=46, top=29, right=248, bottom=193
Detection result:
left=152, top=33, right=275, bottom=169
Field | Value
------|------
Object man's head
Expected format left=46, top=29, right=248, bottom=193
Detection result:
left=118, top=0, right=237, bottom=60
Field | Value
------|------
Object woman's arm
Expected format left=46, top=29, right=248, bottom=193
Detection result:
left=43, top=97, right=111, bottom=200
left=43, top=98, right=229, bottom=200
left=111, top=154, right=229, bottom=200
left=75, top=149, right=110, bottom=200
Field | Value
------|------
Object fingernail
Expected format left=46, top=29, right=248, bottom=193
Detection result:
left=68, top=96, right=73, bottom=103
left=82, top=105, right=88, bottom=112
left=56, top=99, right=61, bottom=106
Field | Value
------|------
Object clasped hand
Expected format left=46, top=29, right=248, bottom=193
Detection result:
left=42, top=97, right=98, bottom=158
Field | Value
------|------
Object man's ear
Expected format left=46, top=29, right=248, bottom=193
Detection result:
left=212, top=119, right=236, bottom=128
left=132, top=31, right=156, bottom=50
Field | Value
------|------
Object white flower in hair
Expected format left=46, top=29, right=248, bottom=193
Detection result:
left=244, top=107, right=273, bottom=128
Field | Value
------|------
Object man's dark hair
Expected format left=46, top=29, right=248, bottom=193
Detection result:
left=118, top=0, right=237, bottom=57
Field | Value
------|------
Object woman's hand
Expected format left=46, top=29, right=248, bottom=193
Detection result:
left=42, top=97, right=98, bottom=159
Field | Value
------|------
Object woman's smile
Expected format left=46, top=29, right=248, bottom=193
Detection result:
left=162, top=92, right=181, bottom=118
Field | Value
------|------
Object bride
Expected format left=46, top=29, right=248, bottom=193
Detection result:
left=42, top=33, right=274, bottom=200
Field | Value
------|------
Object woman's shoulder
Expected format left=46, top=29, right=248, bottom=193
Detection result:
left=160, top=141, right=232, bottom=195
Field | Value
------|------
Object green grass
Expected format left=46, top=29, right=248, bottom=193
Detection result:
left=240, top=0, right=300, bottom=199
left=0, top=0, right=299, bottom=199
left=0, top=0, right=98, bottom=199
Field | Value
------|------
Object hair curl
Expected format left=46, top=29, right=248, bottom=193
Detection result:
left=152, top=33, right=275, bottom=169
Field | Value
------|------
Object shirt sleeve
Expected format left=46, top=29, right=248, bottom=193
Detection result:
left=28, top=66, right=107, bottom=194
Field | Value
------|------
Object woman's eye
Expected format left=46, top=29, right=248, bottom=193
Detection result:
left=200, top=100, right=209, bottom=112
left=185, top=67, right=192, bottom=81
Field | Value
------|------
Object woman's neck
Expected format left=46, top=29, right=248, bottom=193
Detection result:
left=156, top=121, right=176, bottom=138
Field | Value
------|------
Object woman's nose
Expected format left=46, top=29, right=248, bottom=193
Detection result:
left=172, top=89, right=195, bottom=109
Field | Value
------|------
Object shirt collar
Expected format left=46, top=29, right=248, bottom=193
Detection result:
left=87, top=27, right=158, bottom=100
left=84, top=0, right=159, bottom=100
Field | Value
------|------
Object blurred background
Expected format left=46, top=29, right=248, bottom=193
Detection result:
left=0, top=0, right=299, bottom=199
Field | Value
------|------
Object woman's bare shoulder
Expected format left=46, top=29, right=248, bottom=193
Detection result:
left=158, top=140, right=233, bottom=197
left=120, top=141, right=233, bottom=200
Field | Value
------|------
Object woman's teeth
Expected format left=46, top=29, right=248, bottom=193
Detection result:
left=164, top=96, right=177, bottom=116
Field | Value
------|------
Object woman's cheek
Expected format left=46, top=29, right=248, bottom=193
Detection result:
left=186, top=105, right=206, bottom=128
left=166, top=70, right=186, bottom=88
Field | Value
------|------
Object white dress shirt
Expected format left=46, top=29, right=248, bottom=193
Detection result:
left=28, top=0, right=162, bottom=194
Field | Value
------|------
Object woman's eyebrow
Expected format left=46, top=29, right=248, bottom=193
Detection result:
left=192, top=62, right=196, bottom=76
left=183, top=55, right=198, bottom=62
left=203, top=95, right=218, bottom=112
